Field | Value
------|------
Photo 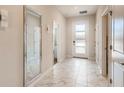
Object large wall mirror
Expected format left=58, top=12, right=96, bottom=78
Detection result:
left=24, top=7, right=42, bottom=86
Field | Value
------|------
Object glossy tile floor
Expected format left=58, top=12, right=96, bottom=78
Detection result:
left=33, top=58, right=109, bottom=87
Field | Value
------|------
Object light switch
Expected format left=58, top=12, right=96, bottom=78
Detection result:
left=0, top=9, right=8, bottom=28
left=1, top=9, right=8, bottom=20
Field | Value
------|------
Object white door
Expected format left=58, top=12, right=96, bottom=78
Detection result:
left=73, top=23, right=87, bottom=58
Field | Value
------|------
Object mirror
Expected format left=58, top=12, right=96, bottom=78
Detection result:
left=24, top=7, right=42, bottom=86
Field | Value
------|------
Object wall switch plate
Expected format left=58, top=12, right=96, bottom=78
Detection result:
left=0, top=9, right=8, bottom=28
left=1, top=9, right=8, bottom=20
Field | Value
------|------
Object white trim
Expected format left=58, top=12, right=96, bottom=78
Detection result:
left=24, top=6, right=42, bottom=86
left=25, top=72, right=42, bottom=87
left=88, top=56, right=96, bottom=61
left=28, top=67, right=53, bottom=87
left=58, top=59, right=63, bottom=63
left=28, top=58, right=64, bottom=87
left=101, top=6, right=112, bottom=79
left=101, top=6, right=110, bottom=16
left=24, top=5, right=43, bottom=16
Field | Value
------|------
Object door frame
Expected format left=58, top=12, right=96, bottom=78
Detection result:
left=72, top=21, right=88, bottom=58
left=23, top=6, right=42, bottom=86
left=101, top=6, right=112, bottom=81
left=52, top=21, right=60, bottom=64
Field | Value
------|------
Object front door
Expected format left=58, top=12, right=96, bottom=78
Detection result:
left=73, top=24, right=87, bottom=58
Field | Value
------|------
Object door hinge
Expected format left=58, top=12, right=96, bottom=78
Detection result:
left=110, top=45, right=112, bottom=50
left=0, top=14, right=2, bottom=21
left=109, top=11, right=112, bottom=16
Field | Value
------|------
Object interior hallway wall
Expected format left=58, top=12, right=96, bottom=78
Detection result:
left=95, top=5, right=106, bottom=71
left=48, top=6, right=66, bottom=62
left=28, top=6, right=66, bottom=73
left=0, top=5, right=23, bottom=86
left=66, top=15, right=96, bottom=60
left=0, top=5, right=66, bottom=86
left=28, top=5, right=54, bottom=75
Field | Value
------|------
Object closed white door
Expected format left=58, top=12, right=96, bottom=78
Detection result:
left=73, top=23, right=87, bottom=58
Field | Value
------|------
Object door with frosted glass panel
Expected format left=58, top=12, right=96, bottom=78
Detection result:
left=73, top=24, right=87, bottom=58
left=24, top=8, right=41, bottom=86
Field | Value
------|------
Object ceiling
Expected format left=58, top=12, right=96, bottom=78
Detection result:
left=55, top=5, right=98, bottom=17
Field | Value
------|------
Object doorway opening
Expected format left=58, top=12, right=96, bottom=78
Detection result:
left=102, top=8, right=112, bottom=82
left=24, top=7, right=42, bottom=86
left=103, top=14, right=109, bottom=76
left=53, top=21, right=59, bottom=64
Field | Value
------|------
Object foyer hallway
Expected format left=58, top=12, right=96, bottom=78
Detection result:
left=32, top=58, right=109, bottom=87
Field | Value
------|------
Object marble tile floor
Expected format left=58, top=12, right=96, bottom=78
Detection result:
left=33, top=58, right=109, bottom=87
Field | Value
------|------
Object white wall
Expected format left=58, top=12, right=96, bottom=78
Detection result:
left=0, top=5, right=66, bottom=86
left=66, top=15, right=96, bottom=60
left=89, top=15, right=96, bottom=60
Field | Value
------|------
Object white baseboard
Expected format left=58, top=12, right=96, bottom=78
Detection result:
left=58, top=59, right=63, bottom=63
left=88, top=56, right=96, bottom=61
left=28, top=67, right=53, bottom=87
left=66, top=55, right=73, bottom=58
left=25, top=73, right=42, bottom=87
left=58, top=57, right=66, bottom=63
left=27, top=62, right=60, bottom=87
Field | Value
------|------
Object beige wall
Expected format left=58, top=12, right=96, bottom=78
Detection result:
left=0, top=5, right=66, bottom=86
left=48, top=6, right=66, bottom=62
left=95, top=6, right=106, bottom=71
left=0, top=5, right=23, bottom=86
left=66, top=15, right=96, bottom=60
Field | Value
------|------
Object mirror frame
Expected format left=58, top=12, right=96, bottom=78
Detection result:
left=23, top=6, right=42, bottom=86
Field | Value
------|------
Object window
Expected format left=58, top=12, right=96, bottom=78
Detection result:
left=75, top=24, right=86, bottom=54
